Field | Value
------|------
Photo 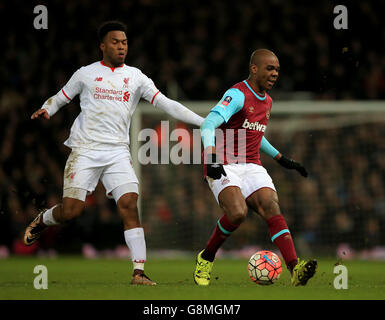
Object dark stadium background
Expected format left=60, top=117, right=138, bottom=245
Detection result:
left=0, top=0, right=384, bottom=259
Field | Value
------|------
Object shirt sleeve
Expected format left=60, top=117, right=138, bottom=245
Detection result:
left=210, top=88, right=245, bottom=123
left=260, top=136, right=279, bottom=158
left=42, top=68, right=83, bottom=117
left=139, top=71, right=160, bottom=103
left=61, top=68, right=83, bottom=101
left=153, top=92, right=204, bottom=127
left=200, top=111, right=225, bottom=149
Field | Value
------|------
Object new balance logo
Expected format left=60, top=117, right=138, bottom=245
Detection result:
left=94, top=77, right=103, bottom=81
left=241, top=118, right=266, bottom=132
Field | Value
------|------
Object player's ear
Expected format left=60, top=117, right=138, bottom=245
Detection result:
left=100, top=42, right=105, bottom=52
left=250, top=64, right=258, bottom=75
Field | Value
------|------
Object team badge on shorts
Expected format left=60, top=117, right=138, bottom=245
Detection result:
left=221, top=177, right=230, bottom=185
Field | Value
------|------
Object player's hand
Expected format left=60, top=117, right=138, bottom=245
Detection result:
left=206, top=153, right=227, bottom=180
left=31, top=109, right=50, bottom=120
left=276, top=155, right=308, bottom=177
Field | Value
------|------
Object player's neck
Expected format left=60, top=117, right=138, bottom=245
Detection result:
left=101, top=59, right=123, bottom=69
left=247, top=78, right=265, bottom=96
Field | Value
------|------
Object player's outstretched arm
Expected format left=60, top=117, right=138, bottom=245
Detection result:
left=31, top=68, right=82, bottom=120
left=261, top=136, right=308, bottom=177
left=30, top=92, right=66, bottom=120
left=153, top=93, right=204, bottom=127
left=31, top=108, right=50, bottom=120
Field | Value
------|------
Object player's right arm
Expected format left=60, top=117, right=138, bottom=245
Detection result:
left=31, top=69, right=83, bottom=120
left=201, top=88, right=244, bottom=179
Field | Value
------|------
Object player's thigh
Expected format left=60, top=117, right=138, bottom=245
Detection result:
left=206, top=164, right=242, bottom=203
left=100, top=159, right=139, bottom=202
left=111, top=183, right=139, bottom=204
left=246, top=187, right=281, bottom=219
left=63, top=149, right=103, bottom=195
left=207, top=165, right=248, bottom=222
left=241, top=164, right=276, bottom=200
left=218, top=186, right=248, bottom=221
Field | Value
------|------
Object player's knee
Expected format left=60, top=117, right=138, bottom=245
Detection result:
left=117, top=193, right=138, bottom=211
left=226, top=202, right=248, bottom=225
left=259, top=198, right=280, bottom=220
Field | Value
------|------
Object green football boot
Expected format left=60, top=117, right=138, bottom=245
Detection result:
left=291, top=258, right=317, bottom=286
left=193, top=250, right=214, bottom=286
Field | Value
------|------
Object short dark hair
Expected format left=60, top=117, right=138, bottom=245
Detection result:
left=98, top=20, right=127, bottom=42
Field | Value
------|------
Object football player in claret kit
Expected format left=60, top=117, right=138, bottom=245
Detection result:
left=25, top=21, right=204, bottom=285
left=194, top=49, right=317, bottom=286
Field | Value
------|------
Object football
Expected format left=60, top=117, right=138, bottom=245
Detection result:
left=248, top=250, right=283, bottom=285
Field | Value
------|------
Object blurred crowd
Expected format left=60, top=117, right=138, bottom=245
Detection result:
left=1, top=0, right=385, bottom=258
left=2, top=1, right=385, bottom=103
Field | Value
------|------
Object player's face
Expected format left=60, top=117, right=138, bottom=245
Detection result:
left=252, top=55, right=280, bottom=92
left=100, top=31, right=128, bottom=66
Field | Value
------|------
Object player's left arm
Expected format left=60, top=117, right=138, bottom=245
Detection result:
left=139, top=72, right=204, bottom=126
left=153, top=93, right=204, bottom=127
left=201, top=88, right=245, bottom=179
left=261, top=136, right=308, bottom=177
left=32, top=68, right=83, bottom=119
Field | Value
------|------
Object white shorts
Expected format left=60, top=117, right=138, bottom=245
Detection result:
left=63, top=147, right=139, bottom=201
left=206, top=163, right=276, bottom=203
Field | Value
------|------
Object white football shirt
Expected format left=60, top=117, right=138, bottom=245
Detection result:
left=44, top=61, right=160, bottom=150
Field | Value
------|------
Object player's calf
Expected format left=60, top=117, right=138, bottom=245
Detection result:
left=54, top=197, right=85, bottom=222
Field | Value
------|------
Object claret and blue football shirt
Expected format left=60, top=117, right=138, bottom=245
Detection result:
left=201, top=80, right=279, bottom=164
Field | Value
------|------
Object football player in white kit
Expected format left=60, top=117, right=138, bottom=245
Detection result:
left=24, top=21, right=204, bottom=285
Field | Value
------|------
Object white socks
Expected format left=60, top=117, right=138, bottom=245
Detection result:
left=124, top=228, right=146, bottom=271
left=42, top=205, right=60, bottom=226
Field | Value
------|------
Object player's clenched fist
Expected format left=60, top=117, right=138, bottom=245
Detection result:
left=31, top=108, right=50, bottom=120
left=205, top=153, right=227, bottom=180
left=276, top=155, right=308, bottom=177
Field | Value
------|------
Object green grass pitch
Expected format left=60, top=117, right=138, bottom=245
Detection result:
left=1, top=256, right=384, bottom=300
